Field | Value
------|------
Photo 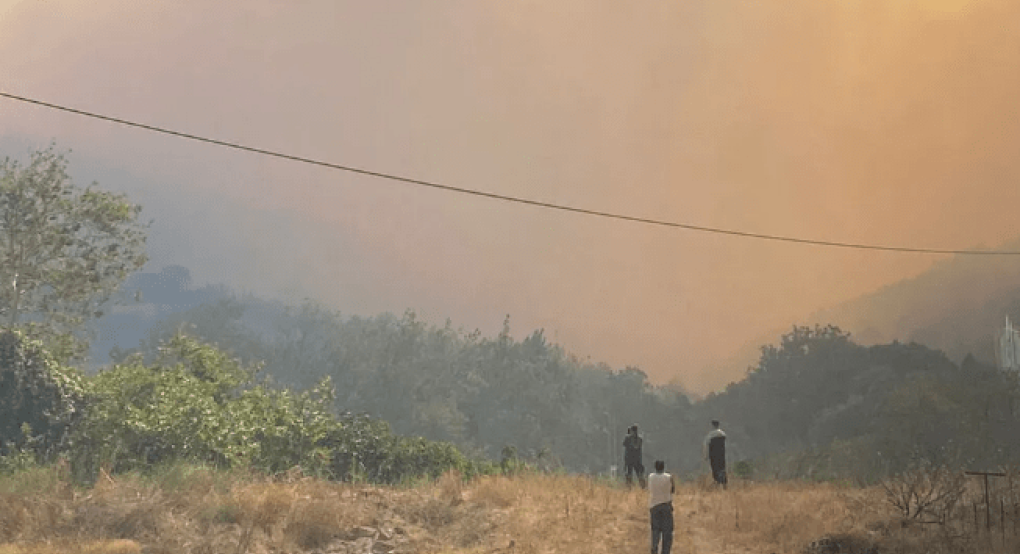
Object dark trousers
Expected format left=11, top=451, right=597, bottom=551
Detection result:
left=650, top=502, right=673, bottom=554
left=710, top=457, right=727, bottom=486
left=625, top=460, right=646, bottom=487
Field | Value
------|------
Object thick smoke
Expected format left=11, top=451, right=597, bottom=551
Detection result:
left=1, top=0, right=1017, bottom=392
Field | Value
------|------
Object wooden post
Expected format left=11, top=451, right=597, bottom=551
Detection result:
left=985, top=473, right=991, bottom=533
left=1008, top=466, right=1017, bottom=537
left=1001, top=498, right=1006, bottom=545
left=965, top=471, right=1008, bottom=535
left=975, top=502, right=980, bottom=533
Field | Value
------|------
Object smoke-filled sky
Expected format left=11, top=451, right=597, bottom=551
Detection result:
left=1, top=0, right=1018, bottom=392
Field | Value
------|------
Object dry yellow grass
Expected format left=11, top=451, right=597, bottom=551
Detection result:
left=444, top=473, right=880, bottom=554
left=0, top=465, right=1017, bottom=553
left=0, top=539, right=141, bottom=554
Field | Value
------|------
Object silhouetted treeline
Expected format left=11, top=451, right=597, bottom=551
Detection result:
left=102, top=279, right=1020, bottom=479
left=104, top=291, right=696, bottom=473
left=702, top=325, right=1020, bottom=480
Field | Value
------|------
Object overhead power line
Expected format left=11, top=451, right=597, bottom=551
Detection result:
left=2, top=90, right=1017, bottom=256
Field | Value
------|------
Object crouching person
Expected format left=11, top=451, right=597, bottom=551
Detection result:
left=648, top=460, right=675, bottom=554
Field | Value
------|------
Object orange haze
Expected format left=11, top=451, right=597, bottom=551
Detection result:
left=1, top=0, right=1018, bottom=392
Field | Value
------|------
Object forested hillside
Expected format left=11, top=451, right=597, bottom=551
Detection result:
left=110, top=285, right=1020, bottom=479
left=109, top=294, right=695, bottom=474
left=702, top=325, right=1020, bottom=479
left=808, top=246, right=1020, bottom=366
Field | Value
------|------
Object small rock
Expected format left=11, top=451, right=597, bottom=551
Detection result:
left=352, top=526, right=379, bottom=539
left=372, top=540, right=396, bottom=554
left=805, top=535, right=879, bottom=554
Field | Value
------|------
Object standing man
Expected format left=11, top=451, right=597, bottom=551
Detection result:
left=623, top=424, right=646, bottom=488
left=703, top=420, right=727, bottom=488
left=648, top=460, right=675, bottom=554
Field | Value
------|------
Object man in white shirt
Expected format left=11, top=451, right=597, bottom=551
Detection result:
left=647, top=460, right=675, bottom=554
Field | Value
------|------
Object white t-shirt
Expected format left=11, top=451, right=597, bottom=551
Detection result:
left=647, top=472, right=673, bottom=508
left=703, top=428, right=726, bottom=445
left=703, top=428, right=726, bottom=460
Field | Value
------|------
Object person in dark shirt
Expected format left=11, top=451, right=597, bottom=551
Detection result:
left=702, top=420, right=727, bottom=488
left=623, top=424, right=647, bottom=488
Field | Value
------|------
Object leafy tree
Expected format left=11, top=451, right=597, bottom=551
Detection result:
left=0, top=144, right=149, bottom=360
left=738, top=325, right=866, bottom=450
left=0, top=329, right=85, bottom=461
left=75, top=334, right=257, bottom=475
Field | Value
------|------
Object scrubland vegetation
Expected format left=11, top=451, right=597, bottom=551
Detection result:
left=4, top=145, right=1020, bottom=553
left=0, top=329, right=495, bottom=487
left=2, top=280, right=1019, bottom=554
left=1, top=462, right=1020, bottom=554
left=113, top=294, right=1020, bottom=480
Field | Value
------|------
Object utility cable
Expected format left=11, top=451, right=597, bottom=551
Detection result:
left=2, top=90, right=1018, bottom=256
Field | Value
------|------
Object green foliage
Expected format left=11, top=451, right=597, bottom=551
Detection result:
left=0, top=144, right=149, bottom=361
left=0, top=424, right=44, bottom=475
left=0, top=329, right=85, bottom=462
left=702, top=328, right=1020, bottom=480
left=500, top=445, right=521, bottom=475
left=123, top=298, right=697, bottom=474
left=732, top=459, right=753, bottom=479
left=100, top=287, right=1020, bottom=481
left=0, top=455, right=68, bottom=497
left=70, top=333, right=480, bottom=484
left=319, top=411, right=494, bottom=483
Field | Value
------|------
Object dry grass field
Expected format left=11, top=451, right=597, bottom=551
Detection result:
left=0, top=464, right=1017, bottom=554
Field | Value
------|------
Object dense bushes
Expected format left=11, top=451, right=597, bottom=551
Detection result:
left=323, top=414, right=496, bottom=482
left=699, top=326, right=1020, bottom=479
left=0, top=330, right=85, bottom=461
left=112, top=293, right=1020, bottom=479
left=0, top=330, right=491, bottom=484
left=123, top=301, right=696, bottom=474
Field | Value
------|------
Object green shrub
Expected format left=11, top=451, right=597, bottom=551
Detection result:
left=733, top=459, right=754, bottom=479
left=67, top=333, right=484, bottom=484
left=0, top=329, right=85, bottom=463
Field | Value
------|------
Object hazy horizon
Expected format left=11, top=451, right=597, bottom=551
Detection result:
left=3, top=0, right=1018, bottom=393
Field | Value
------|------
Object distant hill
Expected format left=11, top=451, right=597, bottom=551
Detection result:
left=806, top=238, right=1020, bottom=366
left=702, top=238, right=1020, bottom=392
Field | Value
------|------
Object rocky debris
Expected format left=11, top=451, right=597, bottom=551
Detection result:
left=805, top=534, right=880, bottom=554
left=309, top=525, right=409, bottom=554
left=349, top=526, right=379, bottom=540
